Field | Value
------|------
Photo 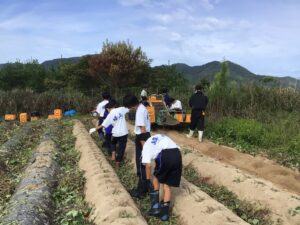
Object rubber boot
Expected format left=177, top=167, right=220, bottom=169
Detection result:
left=186, top=129, right=194, bottom=138
left=198, top=131, right=203, bottom=142
left=147, top=191, right=160, bottom=216
left=159, top=202, right=170, bottom=221
left=129, top=179, right=148, bottom=199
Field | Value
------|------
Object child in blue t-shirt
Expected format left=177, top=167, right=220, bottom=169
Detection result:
left=102, top=100, right=116, bottom=155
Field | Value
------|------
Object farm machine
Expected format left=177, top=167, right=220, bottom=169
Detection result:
left=146, top=95, right=191, bottom=126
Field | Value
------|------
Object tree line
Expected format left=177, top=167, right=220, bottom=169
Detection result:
left=0, top=40, right=188, bottom=93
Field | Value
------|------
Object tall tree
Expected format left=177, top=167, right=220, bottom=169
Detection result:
left=88, top=40, right=151, bottom=88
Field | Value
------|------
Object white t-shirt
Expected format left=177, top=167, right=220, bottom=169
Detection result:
left=141, top=89, right=147, bottom=97
left=96, top=100, right=109, bottom=117
left=142, top=134, right=179, bottom=164
left=102, top=107, right=129, bottom=137
left=170, top=100, right=182, bottom=110
left=134, top=103, right=151, bottom=134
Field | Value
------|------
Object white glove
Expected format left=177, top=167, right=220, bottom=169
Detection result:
left=89, top=128, right=97, bottom=134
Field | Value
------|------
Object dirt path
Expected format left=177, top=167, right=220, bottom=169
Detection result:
left=156, top=128, right=300, bottom=195
left=124, top=137, right=249, bottom=225
left=73, top=120, right=147, bottom=225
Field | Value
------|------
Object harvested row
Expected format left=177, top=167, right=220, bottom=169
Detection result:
left=0, top=123, right=33, bottom=161
left=123, top=135, right=249, bottom=225
left=0, top=122, right=43, bottom=218
left=1, top=122, right=59, bottom=225
left=134, top=125, right=300, bottom=225
left=182, top=151, right=300, bottom=225
left=73, top=120, right=147, bottom=225
left=0, top=122, right=19, bottom=145
left=158, top=129, right=300, bottom=195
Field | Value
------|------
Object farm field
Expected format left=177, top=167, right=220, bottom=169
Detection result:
left=0, top=117, right=299, bottom=225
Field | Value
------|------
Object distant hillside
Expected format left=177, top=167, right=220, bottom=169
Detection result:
left=1, top=56, right=299, bottom=89
left=41, top=57, right=81, bottom=69
left=173, top=61, right=299, bottom=89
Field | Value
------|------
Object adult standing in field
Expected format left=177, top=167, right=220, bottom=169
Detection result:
left=125, top=94, right=152, bottom=199
left=95, top=92, right=111, bottom=140
left=186, top=84, right=209, bottom=142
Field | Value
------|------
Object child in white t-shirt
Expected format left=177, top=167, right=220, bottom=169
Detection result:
left=124, top=94, right=152, bottom=199
left=95, top=92, right=111, bottom=140
left=142, top=134, right=182, bottom=221
left=169, top=97, right=182, bottom=111
left=96, top=98, right=129, bottom=168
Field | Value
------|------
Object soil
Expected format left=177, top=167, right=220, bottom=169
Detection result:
left=156, top=128, right=300, bottom=195
left=73, top=120, right=147, bottom=225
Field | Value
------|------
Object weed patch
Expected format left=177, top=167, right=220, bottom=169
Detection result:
left=53, top=120, right=93, bottom=225
left=206, top=113, right=300, bottom=168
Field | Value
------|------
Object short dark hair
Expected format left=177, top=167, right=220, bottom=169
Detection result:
left=195, top=84, right=203, bottom=91
left=105, top=99, right=117, bottom=109
left=169, top=97, right=175, bottom=103
left=141, top=96, right=148, bottom=101
left=162, top=87, right=168, bottom=94
left=102, top=92, right=111, bottom=100
left=123, top=94, right=139, bottom=108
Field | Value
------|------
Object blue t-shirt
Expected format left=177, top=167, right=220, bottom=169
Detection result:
left=103, top=110, right=113, bottom=134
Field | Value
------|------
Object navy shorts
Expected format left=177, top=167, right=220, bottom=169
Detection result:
left=154, top=148, right=182, bottom=187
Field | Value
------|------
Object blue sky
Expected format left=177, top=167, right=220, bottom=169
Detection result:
left=0, top=0, right=299, bottom=77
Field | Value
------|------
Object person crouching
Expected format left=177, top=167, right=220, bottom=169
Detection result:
left=142, top=134, right=182, bottom=221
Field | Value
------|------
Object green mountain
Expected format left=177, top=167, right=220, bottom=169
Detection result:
left=1, top=56, right=299, bottom=89
left=173, top=61, right=299, bottom=89
left=41, top=57, right=81, bottom=69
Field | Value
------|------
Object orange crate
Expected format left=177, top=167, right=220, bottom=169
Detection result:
left=54, top=109, right=62, bottom=116
left=5, top=114, right=16, bottom=121
left=175, top=113, right=191, bottom=123
left=48, top=115, right=56, bottom=120
left=19, top=113, right=28, bottom=123
left=147, top=106, right=156, bottom=123
left=54, top=109, right=63, bottom=119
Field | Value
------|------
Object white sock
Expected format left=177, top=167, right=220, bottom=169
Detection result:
left=198, top=131, right=203, bottom=142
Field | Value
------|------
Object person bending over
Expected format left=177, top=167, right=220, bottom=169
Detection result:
left=96, top=97, right=129, bottom=169
left=125, top=94, right=152, bottom=199
left=142, top=134, right=182, bottom=221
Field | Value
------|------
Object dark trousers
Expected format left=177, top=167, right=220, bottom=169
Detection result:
left=190, top=109, right=205, bottom=131
left=97, top=117, right=104, bottom=137
left=111, top=135, right=128, bottom=162
left=103, top=133, right=112, bottom=155
left=135, top=132, right=151, bottom=179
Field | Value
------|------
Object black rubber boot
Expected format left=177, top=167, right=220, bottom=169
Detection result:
left=160, top=202, right=170, bottom=221
left=147, top=191, right=160, bottom=216
left=129, top=179, right=147, bottom=199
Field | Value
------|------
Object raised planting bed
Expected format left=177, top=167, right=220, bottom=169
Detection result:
left=73, top=120, right=147, bottom=225
left=0, top=122, right=19, bottom=145
left=1, top=121, right=59, bottom=225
